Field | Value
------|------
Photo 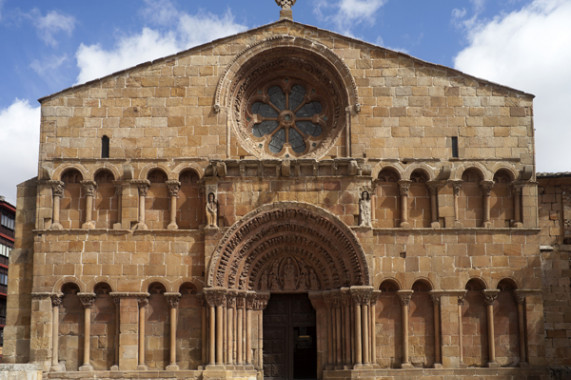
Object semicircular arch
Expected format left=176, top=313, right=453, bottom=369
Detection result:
left=207, top=202, right=370, bottom=291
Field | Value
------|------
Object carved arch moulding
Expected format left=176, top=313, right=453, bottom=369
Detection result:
left=207, top=202, right=370, bottom=292
left=214, top=36, right=360, bottom=160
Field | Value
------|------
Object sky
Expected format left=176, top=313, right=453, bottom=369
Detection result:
left=0, top=0, right=570, bottom=204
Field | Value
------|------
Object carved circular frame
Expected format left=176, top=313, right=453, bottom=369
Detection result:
left=206, top=202, right=370, bottom=291
left=214, top=36, right=360, bottom=159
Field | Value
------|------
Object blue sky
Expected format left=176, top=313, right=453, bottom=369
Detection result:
left=1, top=0, right=570, bottom=203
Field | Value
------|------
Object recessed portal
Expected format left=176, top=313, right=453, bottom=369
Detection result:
left=263, top=293, right=317, bottom=380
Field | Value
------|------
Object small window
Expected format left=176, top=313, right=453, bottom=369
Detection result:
left=1, top=214, right=14, bottom=230
left=102, top=135, right=110, bottom=158
left=451, top=136, right=459, bottom=158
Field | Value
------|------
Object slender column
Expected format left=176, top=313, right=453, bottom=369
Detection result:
left=166, top=293, right=181, bottom=370
left=430, top=292, right=442, bottom=367
left=370, top=291, right=379, bottom=367
left=398, top=180, right=412, bottom=228
left=50, top=294, right=63, bottom=372
left=79, top=293, right=96, bottom=371
left=458, top=294, right=465, bottom=365
left=514, top=292, right=527, bottom=365
left=335, top=298, right=343, bottom=367
left=398, top=291, right=413, bottom=368
left=226, top=293, right=235, bottom=365
left=81, top=180, right=97, bottom=229
left=253, top=293, right=270, bottom=370
left=209, top=305, right=215, bottom=365
left=201, top=299, right=208, bottom=365
left=511, top=183, right=524, bottom=227
left=132, top=180, right=150, bottom=230
left=345, top=106, right=352, bottom=157
left=324, top=293, right=334, bottom=367
left=452, top=180, right=463, bottom=227
left=112, top=181, right=123, bottom=229
left=236, top=294, right=245, bottom=365
left=362, top=302, right=370, bottom=365
left=342, top=290, right=352, bottom=367
left=481, top=180, right=494, bottom=228
left=427, top=181, right=441, bottom=228
left=166, top=180, right=181, bottom=230
left=49, top=180, right=64, bottom=230
left=483, top=290, right=499, bottom=367
left=354, top=299, right=362, bottom=366
left=137, top=297, right=149, bottom=370
left=111, top=295, right=120, bottom=370
left=246, top=292, right=256, bottom=365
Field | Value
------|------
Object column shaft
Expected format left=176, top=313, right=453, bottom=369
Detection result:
left=402, top=303, right=409, bottom=365
left=362, top=303, right=369, bottom=365
left=487, top=302, right=496, bottom=363
left=209, top=306, right=215, bottom=365
left=138, top=303, right=146, bottom=368
left=169, top=305, right=177, bottom=367
left=83, top=306, right=91, bottom=367
left=517, top=299, right=527, bottom=363
left=216, top=305, right=223, bottom=364
left=354, top=303, right=362, bottom=365
left=51, top=300, right=60, bottom=371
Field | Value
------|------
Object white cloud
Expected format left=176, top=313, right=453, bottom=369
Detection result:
left=75, top=5, right=247, bottom=85
left=30, top=9, right=76, bottom=47
left=30, top=54, right=68, bottom=76
left=454, top=0, right=571, bottom=173
left=315, top=0, right=386, bottom=35
left=0, top=99, right=40, bottom=204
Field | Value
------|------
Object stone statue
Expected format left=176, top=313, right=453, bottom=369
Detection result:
left=359, top=190, right=372, bottom=227
left=309, top=268, right=319, bottom=290
left=283, top=257, right=297, bottom=290
left=206, top=192, right=218, bottom=227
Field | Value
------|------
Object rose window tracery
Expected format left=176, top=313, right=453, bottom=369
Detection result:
left=248, top=81, right=326, bottom=155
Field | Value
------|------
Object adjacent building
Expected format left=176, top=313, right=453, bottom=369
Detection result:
left=0, top=195, right=15, bottom=361
left=2, top=3, right=570, bottom=380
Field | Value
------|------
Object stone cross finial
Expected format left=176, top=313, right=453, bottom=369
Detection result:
left=276, top=0, right=296, bottom=20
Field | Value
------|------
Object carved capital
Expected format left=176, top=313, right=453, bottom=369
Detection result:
left=513, top=290, right=527, bottom=305
left=78, top=292, right=96, bottom=308
left=398, top=180, right=412, bottom=196
left=430, top=292, right=442, bottom=305
left=81, top=180, right=97, bottom=197
left=137, top=296, right=149, bottom=307
left=48, top=180, right=65, bottom=198
left=166, top=180, right=181, bottom=197
left=50, top=294, right=63, bottom=307
left=165, top=292, right=182, bottom=308
left=252, top=292, right=270, bottom=310
left=483, top=289, right=499, bottom=306
left=275, top=0, right=296, bottom=9
left=451, top=180, right=463, bottom=196
left=350, top=286, right=374, bottom=305
left=480, top=180, right=495, bottom=196
left=426, top=180, right=442, bottom=196
left=397, top=290, right=413, bottom=306
left=203, top=288, right=227, bottom=308
left=132, top=179, right=150, bottom=197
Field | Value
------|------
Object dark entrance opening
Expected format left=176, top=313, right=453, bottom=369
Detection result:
left=263, top=293, right=317, bottom=380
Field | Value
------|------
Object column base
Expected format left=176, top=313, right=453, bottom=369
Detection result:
left=487, top=361, right=500, bottom=368
left=79, top=363, right=94, bottom=371
left=137, top=364, right=149, bottom=370
left=50, top=223, right=63, bottom=230
left=110, top=365, right=119, bottom=371
left=431, top=221, right=441, bottom=229
left=512, top=221, right=523, bottom=228
left=167, top=222, right=178, bottom=230
left=133, top=222, right=148, bottom=231
left=401, top=362, right=413, bottom=369
left=399, top=222, right=411, bottom=228
left=50, top=364, right=62, bottom=372
left=166, top=363, right=180, bottom=371
left=82, top=221, right=96, bottom=229
left=433, top=363, right=443, bottom=368
left=483, top=221, right=492, bottom=228
left=113, top=223, right=122, bottom=230
left=453, top=221, right=463, bottom=228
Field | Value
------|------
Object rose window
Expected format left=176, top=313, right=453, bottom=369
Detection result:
left=247, top=80, right=328, bottom=156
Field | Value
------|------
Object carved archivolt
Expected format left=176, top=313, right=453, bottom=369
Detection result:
left=207, top=202, right=369, bottom=291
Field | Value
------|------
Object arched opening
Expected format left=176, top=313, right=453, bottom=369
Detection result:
left=491, top=170, right=514, bottom=228
left=460, top=168, right=484, bottom=227
left=92, top=283, right=116, bottom=370
left=177, top=169, right=202, bottom=229
left=146, top=169, right=169, bottom=229
left=375, top=168, right=401, bottom=228
left=94, top=169, right=117, bottom=229
left=176, top=283, right=201, bottom=369
left=206, top=203, right=369, bottom=377
left=410, top=280, right=434, bottom=367
left=409, top=170, right=431, bottom=228
left=462, top=278, right=488, bottom=366
left=146, top=282, right=168, bottom=369
left=59, top=283, right=83, bottom=371
left=60, top=169, right=84, bottom=229
left=495, top=279, right=519, bottom=366
left=377, top=280, right=402, bottom=368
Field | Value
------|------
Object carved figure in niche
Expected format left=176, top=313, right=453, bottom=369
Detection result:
left=359, top=190, right=372, bottom=227
left=206, top=192, right=218, bottom=227
left=260, top=271, right=269, bottom=291
left=298, top=265, right=308, bottom=290
left=309, top=268, right=319, bottom=290
left=283, top=257, right=297, bottom=290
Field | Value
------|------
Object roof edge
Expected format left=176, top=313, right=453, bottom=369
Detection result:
left=38, top=18, right=535, bottom=103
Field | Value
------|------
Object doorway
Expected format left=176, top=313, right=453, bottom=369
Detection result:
left=263, top=293, right=317, bottom=380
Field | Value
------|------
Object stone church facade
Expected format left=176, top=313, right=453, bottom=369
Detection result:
left=3, top=4, right=570, bottom=380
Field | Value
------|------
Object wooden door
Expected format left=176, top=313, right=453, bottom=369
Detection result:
left=263, top=294, right=317, bottom=380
